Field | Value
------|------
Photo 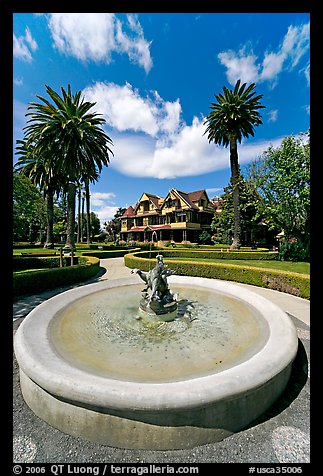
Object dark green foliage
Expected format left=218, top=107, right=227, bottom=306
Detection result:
left=124, top=251, right=309, bottom=299
left=279, top=242, right=310, bottom=262
left=82, top=248, right=140, bottom=258
left=13, top=256, right=99, bottom=297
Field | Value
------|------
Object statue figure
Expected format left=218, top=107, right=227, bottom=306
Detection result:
left=131, top=254, right=177, bottom=319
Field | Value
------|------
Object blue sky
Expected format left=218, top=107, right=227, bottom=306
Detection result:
left=13, top=12, right=310, bottom=226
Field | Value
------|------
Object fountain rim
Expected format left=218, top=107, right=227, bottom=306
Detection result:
left=14, top=275, right=298, bottom=412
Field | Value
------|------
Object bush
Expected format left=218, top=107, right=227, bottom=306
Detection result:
left=13, top=256, right=100, bottom=297
left=136, top=249, right=278, bottom=261
left=81, top=248, right=140, bottom=259
left=124, top=251, right=309, bottom=299
left=279, top=242, right=310, bottom=262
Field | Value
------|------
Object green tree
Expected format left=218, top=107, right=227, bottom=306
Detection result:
left=20, top=84, right=113, bottom=249
left=15, top=140, right=65, bottom=248
left=204, top=79, right=265, bottom=249
left=104, top=207, right=127, bottom=241
left=211, top=176, right=265, bottom=245
left=13, top=172, right=46, bottom=242
left=89, top=212, right=101, bottom=240
left=247, top=131, right=310, bottom=259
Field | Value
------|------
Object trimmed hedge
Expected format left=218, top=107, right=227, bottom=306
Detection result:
left=81, top=248, right=140, bottom=259
left=133, top=249, right=279, bottom=261
left=13, top=256, right=83, bottom=271
left=124, top=251, right=310, bottom=299
left=13, top=256, right=100, bottom=297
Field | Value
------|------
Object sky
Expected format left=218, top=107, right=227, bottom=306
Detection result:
left=13, top=12, right=310, bottom=226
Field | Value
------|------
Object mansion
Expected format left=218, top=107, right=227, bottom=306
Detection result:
left=120, top=188, right=221, bottom=244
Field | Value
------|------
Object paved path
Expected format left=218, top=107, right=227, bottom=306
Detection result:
left=13, top=257, right=310, bottom=464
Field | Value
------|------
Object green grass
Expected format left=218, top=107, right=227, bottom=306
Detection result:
left=166, top=257, right=310, bottom=275
left=13, top=247, right=84, bottom=256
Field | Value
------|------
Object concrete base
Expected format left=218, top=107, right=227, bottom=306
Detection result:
left=20, top=365, right=292, bottom=450
left=14, top=276, right=298, bottom=450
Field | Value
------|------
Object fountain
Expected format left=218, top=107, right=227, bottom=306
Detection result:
left=14, top=255, right=298, bottom=450
left=131, top=253, right=178, bottom=321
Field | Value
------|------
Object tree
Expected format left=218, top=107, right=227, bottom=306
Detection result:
left=89, top=212, right=101, bottom=240
left=204, top=79, right=265, bottom=249
left=15, top=139, right=64, bottom=248
left=20, top=84, right=113, bottom=249
left=104, top=207, right=126, bottom=241
left=13, top=172, right=46, bottom=242
left=247, top=131, right=310, bottom=259
left=211, top=175, right=274, bottom=246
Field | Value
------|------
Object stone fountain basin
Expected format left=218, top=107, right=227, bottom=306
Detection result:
left=14, top=275, right=298, bottom=450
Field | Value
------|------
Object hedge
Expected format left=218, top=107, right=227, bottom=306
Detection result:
left=13, top=256, right=84, bottom=271
left=124, top=251, right=310, bottom=299
left=81, top=248, right=140, bottom=259
left=131, top=249, right=279, bottom=261
left=13, top=256, right=100, bottom=297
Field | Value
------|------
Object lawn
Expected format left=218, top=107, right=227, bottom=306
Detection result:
left=166, top=257, right=310, bottom=275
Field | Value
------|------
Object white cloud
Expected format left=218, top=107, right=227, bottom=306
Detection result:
left=218, top=21, right=310, bottom=87
left=13, top=27, right=38, bottom=62
left=267, top=109, right=279, bottom=123
left=90, top=191, right=118, bottom=224
left=108, top=118, right=283, bottom=180
left=218, top=47, right=260, bottom=84
left=92, top=192, right=116, bottom=201
left=95, top=206, right=119, bottom=224
left=83, top=82, right=182, bottom=138
left=14, top=77, right=24, bottom=86
left=83, top=80, right=284, bottom=180
left=206, top=187, right=224, bottom=197
left=47, top=13, right=152, bottom=72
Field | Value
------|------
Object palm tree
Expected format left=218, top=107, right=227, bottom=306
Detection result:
left=21, top=84, right=113, bottom=249
left=204, top=79, right=265, bottom=249
left=80, top=166, right=100, bottom=245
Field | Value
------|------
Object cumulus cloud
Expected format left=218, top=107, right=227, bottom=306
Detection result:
left=83, top=82, right=182, bottom=138
left=95, top=206, right=119, bottom=224
left=14, top=77, right=24, bottom=86
left=267, top=109, right=279, bottom=123
left=13, top=27, right=38, bottom=62
left=218, top=21, right=310, bottom=87
left=82, top=80, right=282, bottom=180
left=108, top=119, right=282, bottom=180
left=47, top=13, right=152, bottom=73
left=90, top=191, right=118, bottom=224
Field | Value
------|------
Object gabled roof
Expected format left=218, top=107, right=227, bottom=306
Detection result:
left=188, top=189, right=206, bottom=202
left=134, top=193, right=162, bottom=212
left=173, top=189, right=199, bottom=210
left=122, top=205, right=135, bottom=217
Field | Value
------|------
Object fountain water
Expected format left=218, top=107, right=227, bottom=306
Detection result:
left=14, top=255, right=298, bottom=449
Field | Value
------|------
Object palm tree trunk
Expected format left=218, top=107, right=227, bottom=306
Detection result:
left=65, top=181, right=76, bottom=249
left=85, top=178, right=91, bottom=244
left=229, top=137, right=241, bottom=250
left=44, top=187, right=54, bottom=249
left=77, top=186, right=81, bottom=243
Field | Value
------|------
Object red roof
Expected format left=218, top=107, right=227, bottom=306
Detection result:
left=122, top=206, right=135, bottom=217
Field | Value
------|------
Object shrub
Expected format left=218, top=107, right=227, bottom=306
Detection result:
left=13, top=256, right=100, bottom=297
left=124, top=251, right=309, bottom=299
left=81, top=248, right=140, bottom=259
left=279, top=242, right=310, bottom=262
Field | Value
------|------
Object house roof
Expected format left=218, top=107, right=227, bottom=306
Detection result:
left=121, top=206, right=135, bottom=217
left=134, top=193, right=162, bottom=212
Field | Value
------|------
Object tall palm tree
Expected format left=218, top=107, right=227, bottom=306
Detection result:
left=80, top=165, right=100, bottom=245
left=204, top=79, right=265, bottom=249
left=15, top=139, right=63, bottom=248
left=22, top=84, right=113, bottom=249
